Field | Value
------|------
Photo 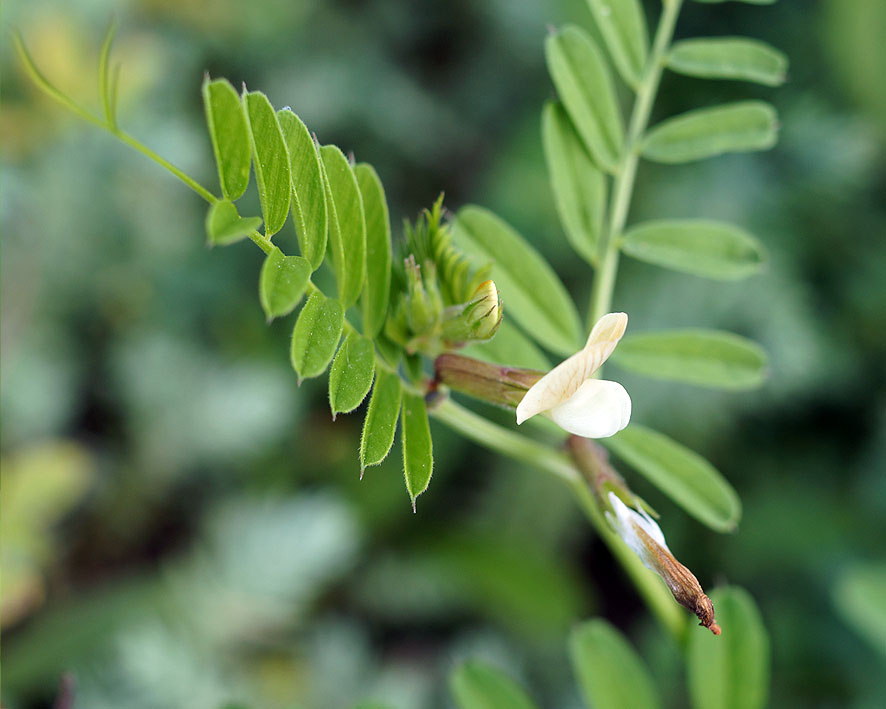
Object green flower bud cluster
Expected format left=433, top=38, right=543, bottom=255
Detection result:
left=385, top=196, right=501, bottom=357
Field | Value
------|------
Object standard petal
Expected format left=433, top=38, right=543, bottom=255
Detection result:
left=583, top=311, right=628, bottom=367
left=548, top=379, right=631, bottom=438
left=515, top=312, right=628, bottom=424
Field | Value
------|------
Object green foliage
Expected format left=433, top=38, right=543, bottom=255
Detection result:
left=320, top=144, right=367, bottom=309
left=613, top=330, right=768, bottom=390
left=602, top=425, right=741, bottom=532
left=450, top=661, right=537, bottom=709
left=833, top=563, right=886, bottom=656
left=359, top=368, right=402, bottom=471
left=584, top=0, right=648, bottom=89
left=620, top=219, right=767, bottom=280
left=328, top=333, right=376, bottom=419
left=545, top=25, right=624, bottom=171
left=277, top=109, right=327, bottom=270
left=463, top=319, right=550, bottom=371
left=542, top=100, right=606, bottom=265
left=355, top=163, right=392, bottom=338
left=290, top=291, right=344, bottom=382
left=569, top=620, right=660, bottom=709
left=202, top=78, right=251, bottom=201
left=452, top=206, right=582, bottom=355
left=258, top=247, right=311, bottom=321
left=242, top=91, right=291, bottom=236
left=642, top=101, right=778, bottom=164
left=401, top=391, right=433, bottom=509
left=668, top=38, right=788, bottom=86
left=205, top=200, right=263, bottom=246
left=688, top=587, right=770, bottom=709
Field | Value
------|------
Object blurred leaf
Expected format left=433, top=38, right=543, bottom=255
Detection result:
left=1, top=441, right=94, bottom=627
left=620, top=219, right=766, bottom=280
left=602, top=425, right=741, bottom=532
left=585, top=0, right=648, bottom=88
left=613, top=330, right=768, bottom=389
left=202, top=78, right=251, bottom=201
left=542, top=100, right=606, bottom=264
left=321, top=145, right=367, bottom=309
left=463, top=319, right=550, bottom=371
left=545, top=25, right=624, bottom=171
left=642, top=101, right=778, bottom=164
left=401, top=391, right=433, bottom=509
left=569, top=620, right=660, bottom=709
left=687, top=587, right=769, bottom=709
left=329, top=333, right=376, bottom=419
left=355, top=163, right=392, bottom=338
left=450, top=661, right=537, bottom=709
left=694, top=0, right=775, bottom=4
left=668, top=38, right=788, bottom=86
left=277, top=109, right=327, bottom=270
left=430, top=531, right=586, bottom=634
left=360, top=369, right=402, bottom=471
left=258, top=247, right=311, bottom=321
left=290, top=291, right=344, bottom=382
left=833, top=563, right=886, bottom=656
left=452, top=206, right=582, bottom=356
left=243, top=91, right=291, bottom=236
left=205, top=200, right=262, bottom=247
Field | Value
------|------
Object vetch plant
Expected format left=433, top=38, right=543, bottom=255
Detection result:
left=16, top=0, right=785, bottom=703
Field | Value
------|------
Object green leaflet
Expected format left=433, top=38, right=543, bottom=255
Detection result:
left=688, top=587, right=770, bottom=709
left=621, top=219, right=767, bottom=280
left=258, top=247, right=311, bottom=321
left=360, top=368, right=402, bottom=471
left=243, top=91, right=292, bottom=237
left=613, top=329, right=768, bottom=390
left=451, top=206, right=582, bottom=356
left=401, top=391, right=433, bottom=510
left=290, top=291, right=344, bottom=382
left=242, top=91, right=291, bottom=236
left=668, top=37, right=788, bottom=86
left=545, top=25, right=624, bottom=172
left=462, top=319, right=550, bottom=371
left=354, top=163, right=392, bottom=339
left=320, top=145, right=367, bottom=309
left=277, top=109, right=327, bottom=270
left=642, top=101, right=778, bottom=164
left=570, top=620, right=660, bottom=709
left=602, top=425, right=741, bottom=532
left=205, top=200, right=262, bottom=246
left=542, top=100, right=606, bottom=265
left=585, top=0, right=648, bottom=89
left=450, top=661, right=538, bottom=709
left=328, top=333, right=376, bottom=419
left=202, top=78, right=251, bottom=201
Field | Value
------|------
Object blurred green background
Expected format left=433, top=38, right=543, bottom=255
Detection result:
left=2, top=0, right=885, bottom=707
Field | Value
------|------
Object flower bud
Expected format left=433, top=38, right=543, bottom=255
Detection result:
left=441, top=280, right=503, bottom=345
left=403, top=256, right=443, bottom=336
left=434, top=354, right=543, bottom=408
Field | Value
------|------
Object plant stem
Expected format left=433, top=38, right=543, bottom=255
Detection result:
left=432, top=398, right=686, bottom=642
left=113, top=129, right=217, bottom=203
left=588, top=0, right=684, bottom=329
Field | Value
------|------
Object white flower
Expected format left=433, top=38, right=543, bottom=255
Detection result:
left=515, top=312, right=631, bottom=438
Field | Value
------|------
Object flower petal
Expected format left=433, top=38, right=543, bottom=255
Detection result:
left=548, top=379, right=631, bottom=438
left=515, top=312, right=628, bottom=424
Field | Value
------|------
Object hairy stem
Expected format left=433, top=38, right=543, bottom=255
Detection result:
left=588, top=0, right=684, bottom=329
